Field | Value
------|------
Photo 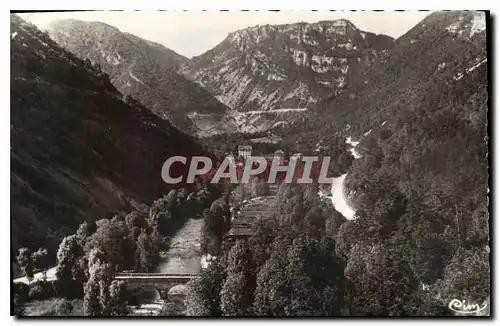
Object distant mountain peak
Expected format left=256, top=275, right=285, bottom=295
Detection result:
left=443, top=11, right=486, bottom=38
left=402, top=10, right=487, bottom=42
left=47, top=18, right=233, bottom=134
left=182, top=19, right=393, bottom=118
left=225, top=19, right=369, bottom=49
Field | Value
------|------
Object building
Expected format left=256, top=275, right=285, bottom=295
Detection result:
left=238, top=145, right=252, bottom=159
left=273, top=149, right=285, bottom=162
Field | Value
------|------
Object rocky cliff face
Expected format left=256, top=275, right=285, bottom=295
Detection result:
left=305, top=11, right=488, bottom=143
left=46, top=19, right=394, bottom=135
left=46, top=19, right=233, bottom=134
left=181, top=20, right=394, bottom=113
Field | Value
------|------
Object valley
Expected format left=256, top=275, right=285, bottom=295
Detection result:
left=44, top=17, right=395, bottom=137
left=11, top=11, right=490, bottom=317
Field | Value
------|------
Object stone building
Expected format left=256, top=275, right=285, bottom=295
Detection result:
left=238, top=145, right=252, bottom=159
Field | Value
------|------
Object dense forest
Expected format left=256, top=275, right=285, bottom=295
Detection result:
left=10, top=15, right=209, bottom=267
left=11, top=10, right=489, bottom=317
left=14, top=183, right=226, bottom=316
left=187, top=178, right=488, bottom=316
left=185, top=11, right=490, bottom=316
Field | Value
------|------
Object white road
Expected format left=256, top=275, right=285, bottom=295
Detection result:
left=13, top=266, right=58, bottom=284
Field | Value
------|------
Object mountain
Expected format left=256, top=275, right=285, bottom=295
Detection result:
left=297, top=11, right=488, bottom=146
left=293, top=10, right=488, bottom=207
left=10, top=15, right=206, bottom=256
left=180, top=20, right=393, bottom=132
left=47, top=19, right=393, bottom=135
left=286, top=11, right=489, bottom=295
left=46, top=19, right=234, bottom=135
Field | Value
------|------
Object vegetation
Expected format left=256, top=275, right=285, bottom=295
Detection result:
left=188, top=140, right=488, bottom=316
left=200, top=196, right=231, bottom=256
left=230, top=177, right=270, bottom=204
left=47, top=19, right=229, bottom=132
left=54, top=299, right=74, bottom=316
left=11, top=14, right=208, bottom=264
left=16, top=248, right=35, bottom=284
left=15, top=183, right=223, bottom=316
left=193, top=19, right=491, bottom=309
left=188, top=184, right=348, bottom=316
left=185, top=259, right=226, bottom=316
left=11, top=11, right=489, bottom=317
left=19, top=298, right=84, bottom=316
left=200, top=132, right=282, bottom=157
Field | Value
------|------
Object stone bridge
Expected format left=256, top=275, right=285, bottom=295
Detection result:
left=115, top=272, right=199, bottom=300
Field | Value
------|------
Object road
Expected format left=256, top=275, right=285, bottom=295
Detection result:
left=13, top=266, right=58, bottom=284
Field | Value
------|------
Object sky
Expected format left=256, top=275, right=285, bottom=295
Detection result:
left=19, top=11, right=431, bottom=58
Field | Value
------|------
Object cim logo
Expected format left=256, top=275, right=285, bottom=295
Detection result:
left=160, top=155, right=339, bottom=186
left=448, top=299, right=488, bottom=314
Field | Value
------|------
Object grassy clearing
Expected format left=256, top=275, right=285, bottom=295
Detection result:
left=23, top=298, right=83, bottom=316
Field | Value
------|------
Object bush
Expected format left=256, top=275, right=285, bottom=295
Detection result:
left=13, top=282, right=30, bottom=303
left=13, top=295, right=25, bottom=317
left=29, top=280, right=54, bottom=301
left=160, top=302, right=183, bottom=316
left=54, top=299, right=74, bottom=316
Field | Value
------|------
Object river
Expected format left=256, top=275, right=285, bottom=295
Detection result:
left=130, top=217, right=204, bottom=316
left=156, top=217, right=203, bottom=274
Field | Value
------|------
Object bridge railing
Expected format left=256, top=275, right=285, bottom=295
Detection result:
left=115, top=273, right=199, bottom=277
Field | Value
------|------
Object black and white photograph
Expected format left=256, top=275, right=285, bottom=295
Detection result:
left=10, top=8, right=490, bottom=317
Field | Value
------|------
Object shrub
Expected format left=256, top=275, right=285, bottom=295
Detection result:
left=29, top=280, right=54, bottom=301
left=54, top=299, right=74, bottom=316
left=13, top=282, right=30, bottom=303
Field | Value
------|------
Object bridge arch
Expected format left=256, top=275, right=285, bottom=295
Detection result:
left=126, top=283, right=164, bottom=305
left=115, top=273, right=199, bottom=302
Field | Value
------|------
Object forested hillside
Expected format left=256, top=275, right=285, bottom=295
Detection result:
left=11, top=15, right=205, bottom=259
left=186, top=10, right=490, bottom=316
left=280, top=10, right=490, bottom=314
left=11, top=10, right=490, bottom=317
left=46, top=19, right=231, bottom=133
left=288, top=11, right=487, bottom=145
